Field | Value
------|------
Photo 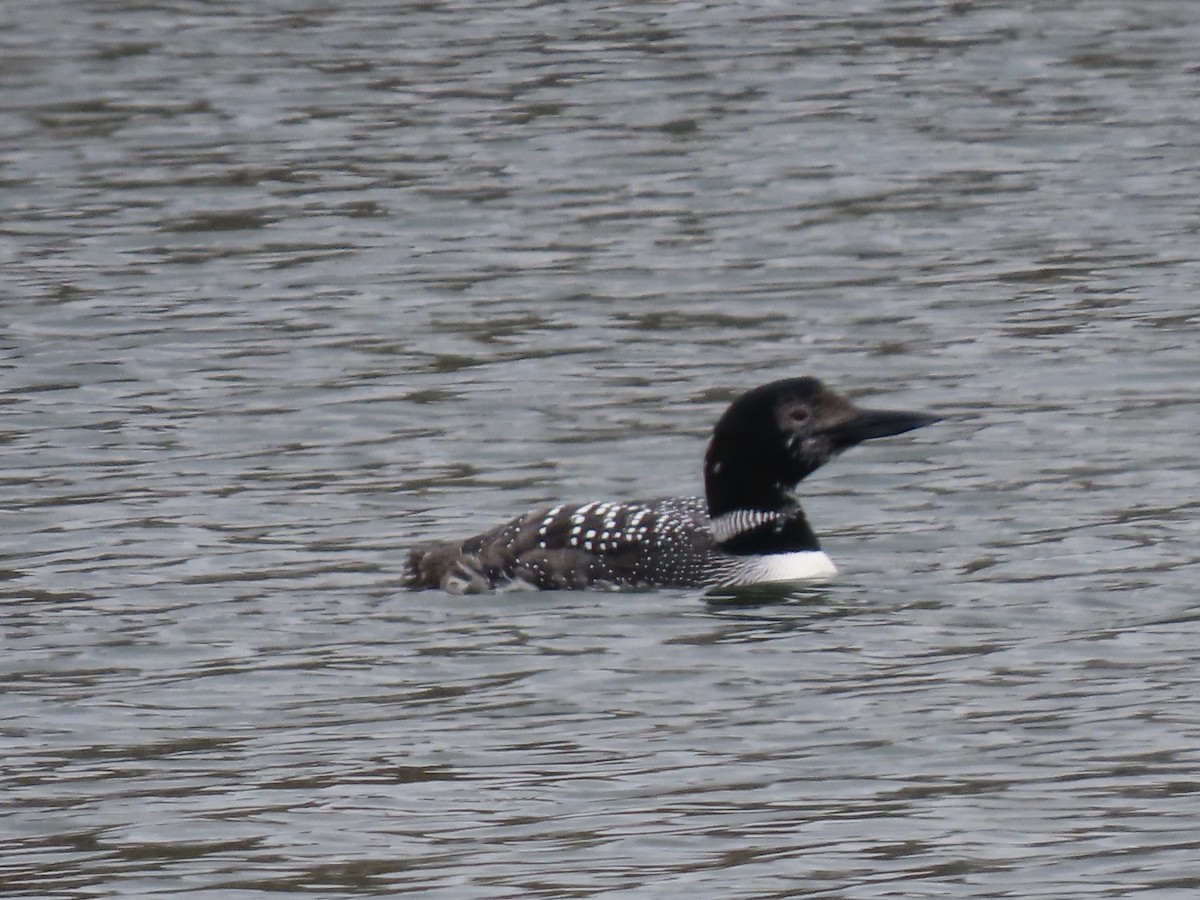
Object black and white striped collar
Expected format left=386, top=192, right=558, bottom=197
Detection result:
left=708, top=506, right=822, bottom=556
left=708, top=508, right=786, bottom=545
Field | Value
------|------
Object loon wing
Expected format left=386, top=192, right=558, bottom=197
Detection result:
left=405, top=498, right=713, bottom=593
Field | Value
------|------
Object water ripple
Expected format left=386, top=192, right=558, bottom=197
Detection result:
left=4, top=0, right=1200, bottom=896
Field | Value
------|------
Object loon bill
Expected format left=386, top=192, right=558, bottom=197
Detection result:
left=405, top=376, right=939, bottom=594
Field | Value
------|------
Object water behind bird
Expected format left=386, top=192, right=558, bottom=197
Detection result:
left=4, top=1, right=1200, bottom=897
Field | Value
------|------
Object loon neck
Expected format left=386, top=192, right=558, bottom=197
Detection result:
left=703, top=419, right=819, bottom=526
left=704, top=439, right=820, bottom=555
left=709, top=505, right=821, bottom=556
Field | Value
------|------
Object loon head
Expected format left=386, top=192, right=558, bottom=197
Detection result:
left=703, top=377, right=939, bottom=519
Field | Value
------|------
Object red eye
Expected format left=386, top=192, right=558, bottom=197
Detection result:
left=787, top=407, right=810, bottom=424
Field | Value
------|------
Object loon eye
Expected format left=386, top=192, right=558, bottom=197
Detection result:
left=786, top=407, right=810, bottom=425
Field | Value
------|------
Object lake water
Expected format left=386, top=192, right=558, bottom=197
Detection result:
left=4, top=1, right=1200, bottom=897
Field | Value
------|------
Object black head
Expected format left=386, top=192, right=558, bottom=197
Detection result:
left=703, top=377, right=939, bottom=518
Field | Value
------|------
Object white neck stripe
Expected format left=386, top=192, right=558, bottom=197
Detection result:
left=709, top=509, right=783, bottom=544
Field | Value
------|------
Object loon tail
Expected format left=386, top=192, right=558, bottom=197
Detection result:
left=406, top=541, right=503, bottom=594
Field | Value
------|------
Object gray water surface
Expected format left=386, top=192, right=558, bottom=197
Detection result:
left=4, top=2, right=1200, bottom=897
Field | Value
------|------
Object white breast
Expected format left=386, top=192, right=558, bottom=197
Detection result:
left=716, top=551, right=838, bottom=587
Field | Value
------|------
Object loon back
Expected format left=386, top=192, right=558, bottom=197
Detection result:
left=405, top=377, right=938, bottom=594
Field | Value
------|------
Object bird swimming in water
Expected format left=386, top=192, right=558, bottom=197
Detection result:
left=405, top=376, right=939, bottom=593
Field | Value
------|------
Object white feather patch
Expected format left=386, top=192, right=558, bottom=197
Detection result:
left=716, top=551, right=837, bottom=587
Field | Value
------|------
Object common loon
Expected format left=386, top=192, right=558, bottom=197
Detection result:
left=405, top=377, right=938, bottom=593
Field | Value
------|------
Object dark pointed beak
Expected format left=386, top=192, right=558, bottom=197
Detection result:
left=824, top=407, right=941, bottom=450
